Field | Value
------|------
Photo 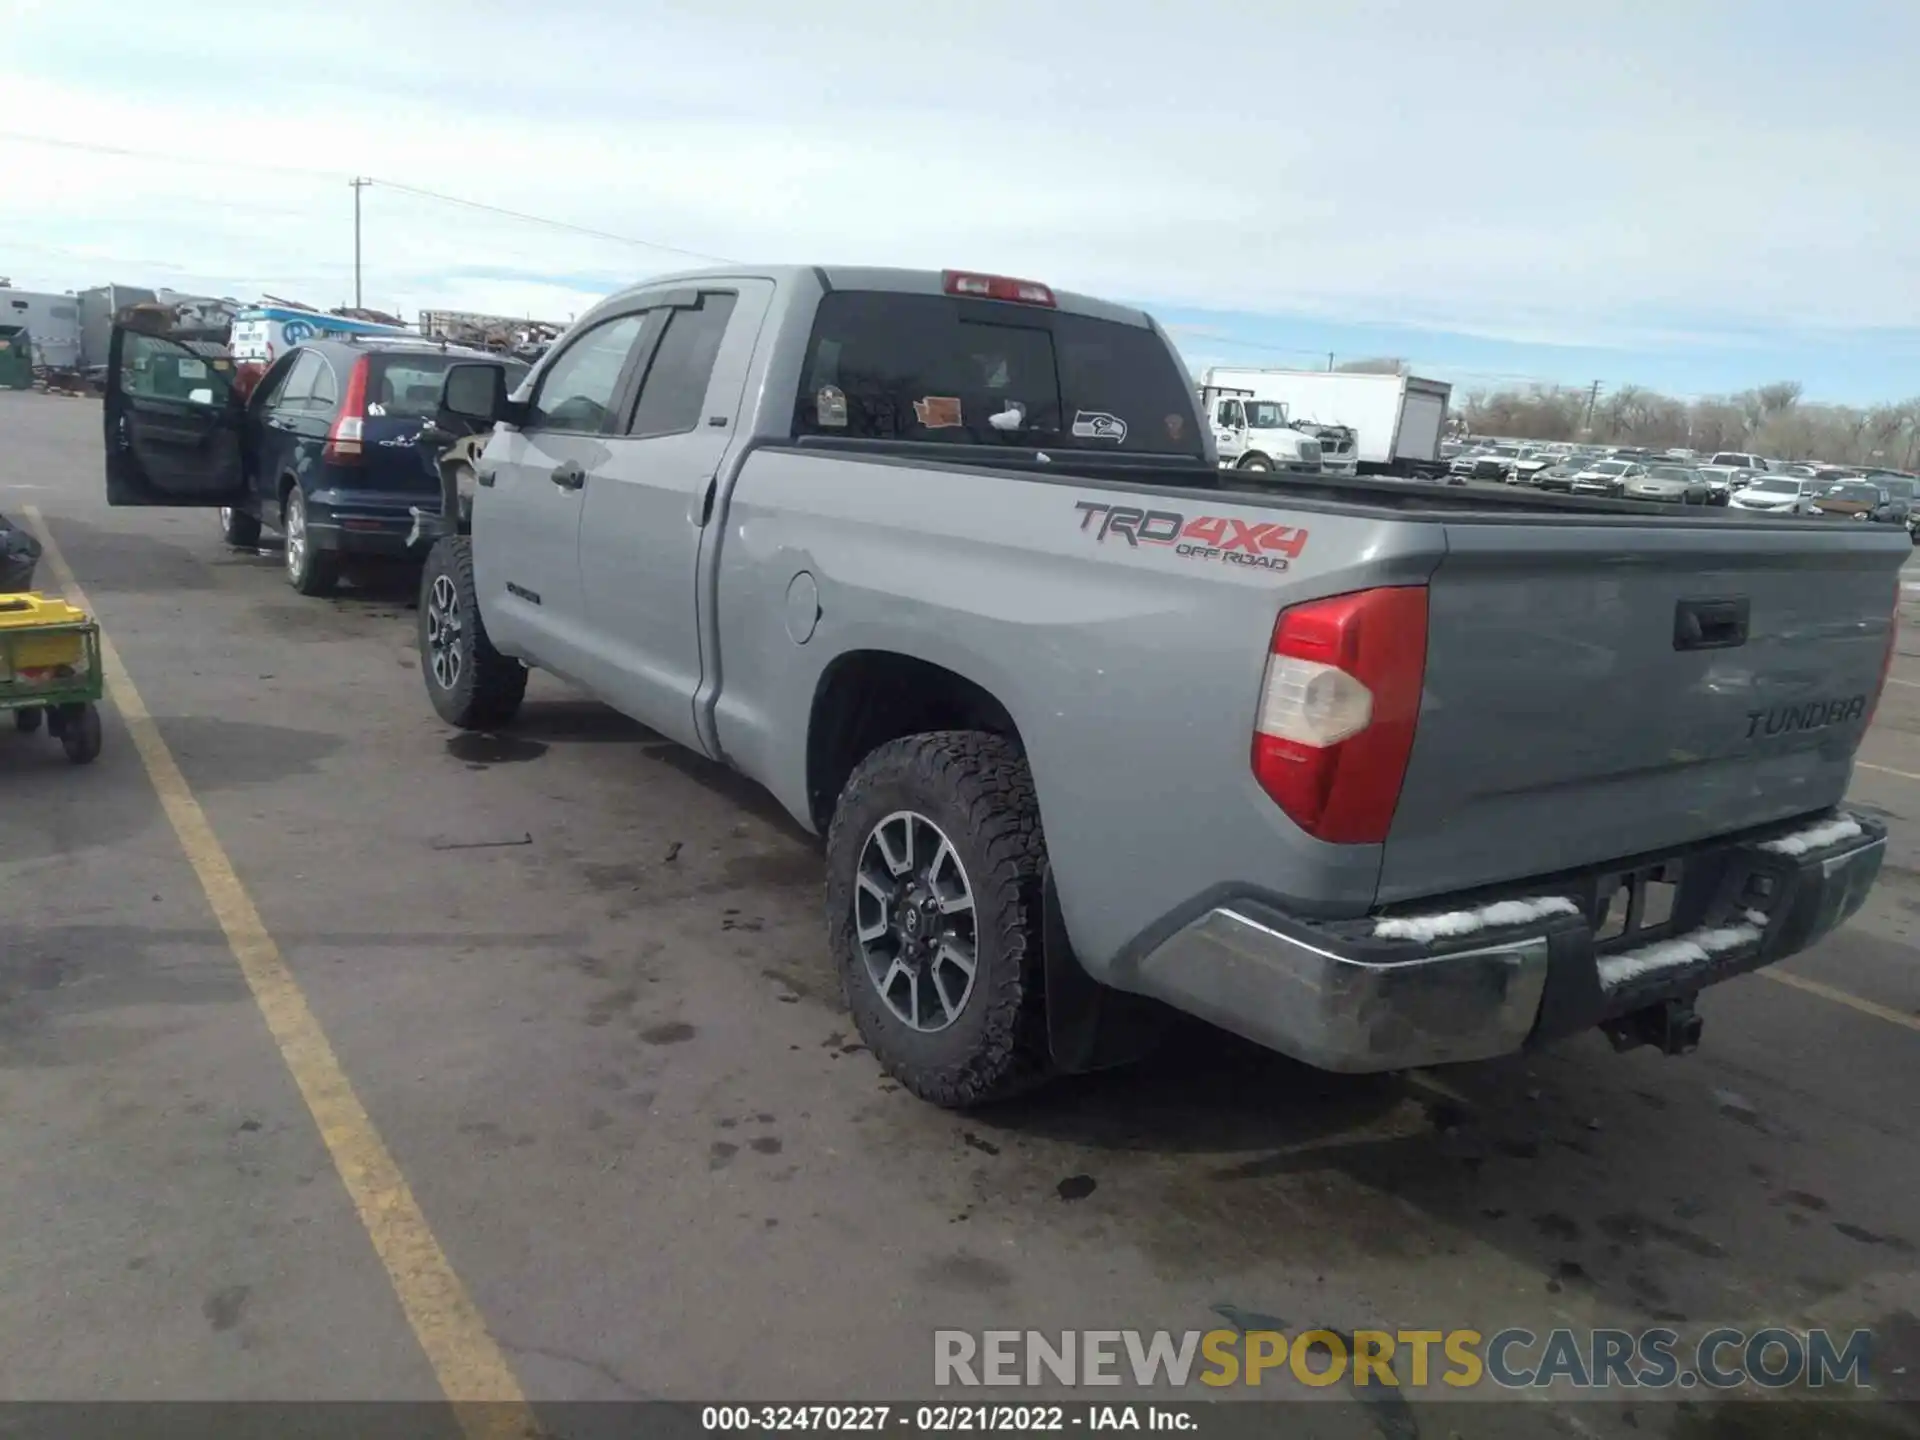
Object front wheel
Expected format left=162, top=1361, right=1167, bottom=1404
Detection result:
left=1238, top=456, right=1272, bottom=473
left=219, top=505, right=262, bottom=549
left=419, top=537, right=528, bottom=730
left=826, top=731, right=1051, bottom=1108
left=60, top=703, right=101, bottom=764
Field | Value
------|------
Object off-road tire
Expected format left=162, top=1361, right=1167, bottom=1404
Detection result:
left=219, top=505, right=262, bottom=549
left=419, top=536, right=527, bottom=730
left=14, top=706, right=42, bottom=734
left=826, top=731, right=1051, bottom=1108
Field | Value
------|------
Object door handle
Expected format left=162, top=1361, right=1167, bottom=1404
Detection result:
left=551, top=461, right=586, bottom=491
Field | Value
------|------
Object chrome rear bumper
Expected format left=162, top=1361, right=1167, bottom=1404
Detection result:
left=1121, top=812, right=1885, bottom=1073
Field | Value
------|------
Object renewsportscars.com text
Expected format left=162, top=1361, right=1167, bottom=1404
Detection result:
left=934, top=1327, right=1875, bottom=1392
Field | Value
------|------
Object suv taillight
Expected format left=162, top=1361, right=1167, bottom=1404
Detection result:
left=323, top=356, right=371, bottom=465
left=1252, top=586, right=1429, bottom=844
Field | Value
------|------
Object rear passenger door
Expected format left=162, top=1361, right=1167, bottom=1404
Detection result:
left=575, top=281, right=769, bottom=753
left=260, top=351, right=337, bottom=503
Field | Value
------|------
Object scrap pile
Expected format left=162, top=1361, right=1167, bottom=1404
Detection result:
left=418, top=309, right=563, bottom=363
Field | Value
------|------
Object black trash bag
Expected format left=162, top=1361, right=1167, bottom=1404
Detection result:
left=0, top=511, right=43, bottom=591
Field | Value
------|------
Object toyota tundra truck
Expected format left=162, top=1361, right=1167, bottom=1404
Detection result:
left=101, top=264, right=1903, bottom=1107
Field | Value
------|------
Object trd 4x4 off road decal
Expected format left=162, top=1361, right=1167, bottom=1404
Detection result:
left=1073, top=500, right=1309, bottom=571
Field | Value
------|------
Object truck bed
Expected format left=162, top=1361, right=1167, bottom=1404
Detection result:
left=771, top=435, right=1906, bottom=924
left=786, top=436, right=1836, bottom=525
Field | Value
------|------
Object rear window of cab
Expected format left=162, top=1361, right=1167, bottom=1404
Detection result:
left=793, top=291, right=1204, bottom=458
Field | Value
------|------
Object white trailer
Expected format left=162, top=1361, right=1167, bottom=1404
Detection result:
left=1198, top=367, right=1453, bottom=477
left=0, top=289, right=83, bottom=370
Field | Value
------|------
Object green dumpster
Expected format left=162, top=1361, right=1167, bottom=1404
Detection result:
left=0, top=326, right=31, bottom=390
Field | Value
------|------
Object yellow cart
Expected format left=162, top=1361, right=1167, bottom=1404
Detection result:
left=0, top=593, right=104, bottom=764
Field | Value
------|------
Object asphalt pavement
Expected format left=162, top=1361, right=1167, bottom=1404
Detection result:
left=3, top=390, right=1918, bottom=1437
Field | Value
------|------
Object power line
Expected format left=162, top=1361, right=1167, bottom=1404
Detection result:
left=0, top=129, right=735, bottom=264
left=0, top=128, right=346, bottom=182
left=367, top=179, right=733, bottom=265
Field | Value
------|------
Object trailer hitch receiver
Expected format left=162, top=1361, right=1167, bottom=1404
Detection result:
left=1603, top=995, right=1703, bottom=1056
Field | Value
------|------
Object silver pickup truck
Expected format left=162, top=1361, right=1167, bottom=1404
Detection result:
left=104, top=264, right=1904, bottom=1108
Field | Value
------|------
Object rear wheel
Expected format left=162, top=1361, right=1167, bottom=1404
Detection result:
left=419, top=537, right=527, bottom=730
left=219, top=505, right=261, bottom=549
left=13, top=707, right=42, bottom=734
left=283, top=487, right=338, bottom=597
left=826, top=731, right=1051, bottom=1108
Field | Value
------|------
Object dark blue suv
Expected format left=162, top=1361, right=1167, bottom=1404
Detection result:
left=103, top=325, right=526, bottom=595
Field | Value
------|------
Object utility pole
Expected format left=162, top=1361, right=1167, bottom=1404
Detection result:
left=1583, top=379, right=1602, bottom=434
left=1327, top=352, right=1335, bottom=372
left=350, top=177, right=372, bottom=309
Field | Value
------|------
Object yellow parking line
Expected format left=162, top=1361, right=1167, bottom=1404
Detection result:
left=1761, top=968, right=1920, bottom=1035
left=25, top=509, right=535, bottom=1439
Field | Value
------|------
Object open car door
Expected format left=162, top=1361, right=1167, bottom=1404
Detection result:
left=103, top=323, right=248, bottom=507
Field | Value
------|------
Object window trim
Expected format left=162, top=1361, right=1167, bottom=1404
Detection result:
left=524, top=309, right=655, bottom=436
left=309, top=354, right=340, bottom=411
left=619, top=289, right=740, bottom=440
left=273, top=350, right=326, bottom=412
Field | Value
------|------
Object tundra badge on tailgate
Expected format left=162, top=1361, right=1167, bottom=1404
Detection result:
left=1074, top=500, right=1308, bottom=572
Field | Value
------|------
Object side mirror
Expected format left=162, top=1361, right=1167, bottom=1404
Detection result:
left=440, top=363, right=509, bottom=426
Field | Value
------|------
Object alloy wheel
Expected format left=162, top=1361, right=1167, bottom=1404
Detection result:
left=285, top=492, right=307, bottom=579
left=425, top=573, right=464, bottom=691
left=853, top=810, right=979, bottom=1033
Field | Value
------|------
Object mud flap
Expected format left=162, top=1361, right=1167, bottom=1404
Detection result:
left=1043, top=867, right=1170, bottom=1074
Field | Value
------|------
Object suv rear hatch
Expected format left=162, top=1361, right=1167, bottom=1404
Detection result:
left=1376, top=517, right=1904, bottom=902
left=358, top=352, right=528, bottom=496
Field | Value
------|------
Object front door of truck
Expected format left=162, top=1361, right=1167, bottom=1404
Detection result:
left=575, top=280, right=769, bottom=754
left=102, top=325, right=248, bottom=508
left=470, top=310, right=651, bottom=679
left=1213, top=398, right=1247, bottom=463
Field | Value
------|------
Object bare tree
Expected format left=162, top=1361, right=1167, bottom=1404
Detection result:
left=1461, top=377, right=1920, bottom=469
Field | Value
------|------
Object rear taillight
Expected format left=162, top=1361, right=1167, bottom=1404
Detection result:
left=324, top=356, right=371, bottom=465
left=1252, top=586, right=1429, bottom=844
left=942, top=270, right=1057, bottom=307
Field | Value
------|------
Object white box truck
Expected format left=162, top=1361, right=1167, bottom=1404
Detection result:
left=1199, top=367, right=1453, bottom=479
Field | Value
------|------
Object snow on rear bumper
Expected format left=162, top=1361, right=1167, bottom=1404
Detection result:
left=1122, top=811, right=1884, bottom=1073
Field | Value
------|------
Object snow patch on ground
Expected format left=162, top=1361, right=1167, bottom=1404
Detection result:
left=1374, top=895, right=1579, bottom=944
left=1758, top=816, right=1862, bottom=857
left=1597, top=921, right=1763, bottom=990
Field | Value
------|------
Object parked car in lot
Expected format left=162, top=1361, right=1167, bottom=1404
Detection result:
left=1570, top=458, right=1643, bottom=496
left=1699, top=451, right=1772, bottom=491
left=1451, top=442, right=1520, bottom=482
left=1623, top=464, right=1712, bottom=505
left=357, top=262, right=1905, bottom=1108
left=103, top=327, right=526, bottom=595
left=1508, top=446, right=1558, bottom=485
left=1729, top=475, right=1820, bottom=516
left=1811, top=479, right=1909, bottom=527
left=1532, top=460, right=1583, bottom=493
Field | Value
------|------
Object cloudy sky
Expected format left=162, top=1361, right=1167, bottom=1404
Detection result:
left=5, top=0, right=1918, bottom=403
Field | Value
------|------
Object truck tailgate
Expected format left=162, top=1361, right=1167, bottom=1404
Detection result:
left=1377, top=519, right=1906, bottom=902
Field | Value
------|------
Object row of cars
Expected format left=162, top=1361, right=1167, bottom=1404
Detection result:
left=1446, top=440, right=1920, bottom=537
